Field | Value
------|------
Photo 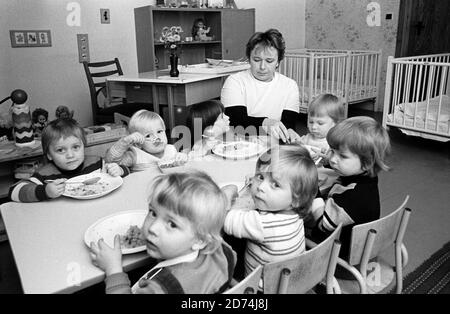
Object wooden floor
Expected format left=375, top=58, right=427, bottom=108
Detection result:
left=1, top=104, right=449, bottom=294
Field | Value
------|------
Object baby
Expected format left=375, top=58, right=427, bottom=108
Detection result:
left=291, top=94, right=345, bottom=164
left=105, top=110, right=187, bottom=172
left=9, top=118, right=128, bottom=202
left=223, top=145, right=318, bottom=289
left=90, top=170, right=236, bottom=294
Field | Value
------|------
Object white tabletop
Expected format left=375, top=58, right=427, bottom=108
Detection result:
left=0, top=157, right=257, bottom=294
left=106, top=70, right=232, bottom=85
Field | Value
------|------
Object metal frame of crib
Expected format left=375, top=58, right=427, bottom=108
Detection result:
left=279, top=49, right=382, bottom=117
left=382, top=54, right=450, bottom=140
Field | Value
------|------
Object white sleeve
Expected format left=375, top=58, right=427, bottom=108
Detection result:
left=224, top=209, right=265, bottom=242
left=220, top=74, right=246, bottom=108
left=283, top=79, right=300, bottom=113
left=162, top=144, right=178, bottom=160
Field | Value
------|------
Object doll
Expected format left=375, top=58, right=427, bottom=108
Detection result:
left=32, top=108, right=49, bottom=135
left=192, top=18, right=212, bottom=41
left=55, top=105, right=74, bottom=120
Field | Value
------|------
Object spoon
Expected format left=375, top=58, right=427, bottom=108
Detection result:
left=46, top=177, right=101, bottom=185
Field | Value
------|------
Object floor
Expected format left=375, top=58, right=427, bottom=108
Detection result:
left=1, top=104, right=449, bottom=294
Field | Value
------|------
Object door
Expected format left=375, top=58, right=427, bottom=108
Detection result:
left=221, top=9, right=255, bottom=60
left=396, top=0, right=450, bottom=57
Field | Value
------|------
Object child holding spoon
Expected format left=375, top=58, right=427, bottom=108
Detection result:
left=9, top=118, right=129, bottom=202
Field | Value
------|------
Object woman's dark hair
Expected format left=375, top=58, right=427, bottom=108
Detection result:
left=246, top=28, right=285, bottom=62
left=186, top=100, right=224, bottom=146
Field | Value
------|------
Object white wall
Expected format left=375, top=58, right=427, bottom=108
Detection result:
left=0, top=0, right=303, bottom=126
left=235, top=0, right=305, bottom=50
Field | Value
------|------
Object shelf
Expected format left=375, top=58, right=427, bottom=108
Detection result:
left=154, top=40, right=221, bottom=46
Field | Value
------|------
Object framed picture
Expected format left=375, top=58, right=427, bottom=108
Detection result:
left=10, top=30, right=52, bottom=48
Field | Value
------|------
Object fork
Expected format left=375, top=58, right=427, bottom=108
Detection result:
left=45, top=177, right=101, bottom=185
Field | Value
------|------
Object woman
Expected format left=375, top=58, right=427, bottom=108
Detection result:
left=221, top=29, right=300, bottom=143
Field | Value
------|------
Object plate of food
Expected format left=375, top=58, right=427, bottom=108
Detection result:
left=63, top=172, right=123, bottom=200
left=84, top=209, right=148, bottom=254
left=212, top=141, right=266, bottom=160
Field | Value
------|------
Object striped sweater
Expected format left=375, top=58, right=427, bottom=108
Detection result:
left=224, top=209, right=305, bottom=278
left=8, top=155, right=130, bottom=202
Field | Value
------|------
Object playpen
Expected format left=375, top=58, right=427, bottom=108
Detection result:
left=382, top=54, right=450, bottom=142
left=279, top=49, right=382, bottom=116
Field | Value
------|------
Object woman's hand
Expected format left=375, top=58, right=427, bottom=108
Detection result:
left=263, top=118, right=291, bottom=143
left=174, top=152, right=189, bottom=166
left=90, top=235, right=123, bottom=276
left=45, top=179, right=66, bottom=198
left=105, top=163, right=124, bottom=177
left=287, top=129, right=302, bottom=144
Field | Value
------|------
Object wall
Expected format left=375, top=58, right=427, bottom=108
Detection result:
left=1, top=0, right=302, bottom=127
left=1, top=0, right=155, bottom=127
left=305, top=0, right=400, bottom=111
left=235, top=0, right=305, bottom=50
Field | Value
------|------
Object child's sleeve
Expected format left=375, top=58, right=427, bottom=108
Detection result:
left=224, top=209, right=264, bottom=242
left=105, top=137, right=136, bottom=167
left=104, top=272, right=132, bottom=294
left=8, top=177, right=49, bottom=202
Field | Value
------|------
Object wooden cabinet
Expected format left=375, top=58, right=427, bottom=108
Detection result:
left=134, top=6, right=255, bottom=72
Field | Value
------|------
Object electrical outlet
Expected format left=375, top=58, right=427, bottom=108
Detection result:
left=77, top=33, right=90, bottom=63
left=100, top=9, right=110, bottom=24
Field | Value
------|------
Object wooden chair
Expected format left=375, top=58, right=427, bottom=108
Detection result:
left=223, top=265, right=263, bottom=294
left=263, top=224, right=342, bottom=294
left=82, top=58, right=151, bottom=125
left=113, top=112, right=131, bottom=127
left=336, top=195, right=411, bottom=294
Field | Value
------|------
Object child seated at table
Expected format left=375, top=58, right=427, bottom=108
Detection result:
left=308, top=116, right=391, bottom=259
left=223, top=145, right=318, bottom=289
left=290, top=93, right=345, bottom=165
left=105, top=110, right=188, bottom=171
left=89, top=170, right=237, bottom=294
left=185, top=100, right=231, bottom=157
left=9, top=118, right=128, bottom=203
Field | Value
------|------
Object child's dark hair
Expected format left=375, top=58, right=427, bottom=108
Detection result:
left=32, top=108, right=48, bottom=123
left=327, top=116, right=391, bottom=177
left=186, top=100, right=224, bottom=145
left=41, top=118, right=86, bottom=162
left=256, top=145, right=318, bottom=216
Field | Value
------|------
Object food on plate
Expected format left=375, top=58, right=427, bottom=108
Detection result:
left=120, top=225, right=145, bottom=249
left=65, top=181, right=111, bottom=196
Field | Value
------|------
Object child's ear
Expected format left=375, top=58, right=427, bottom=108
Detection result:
left=192, top=239, right=207, bottom=251
left=47, top=153, right=53, bottom=161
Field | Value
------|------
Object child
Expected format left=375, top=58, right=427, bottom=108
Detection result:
left=185, top=100, right=230, bottom=156
left=89, top=170, right=237, bottom=294
left=223, top=145, right=318, bottom=288
left=105, top=110, right=187, bottom=171
left=9, top=118, right=129, bottom=202
left=309, top=116, right=391, bottom=259
left=291, top=94, right=345, bottom=164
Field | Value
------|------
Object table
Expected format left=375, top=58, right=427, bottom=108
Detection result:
left=106, top=70, right=239, bottom=130
left=0, top=157, right=257, bottom=294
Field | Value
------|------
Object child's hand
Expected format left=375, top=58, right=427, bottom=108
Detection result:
left=45, top=179, right=66, bottom=198
left=89, top=235, right=123, bottom=276
left=125, top=132, right=145, bottom=146
left=174, top=152, right=188, bottom=166
left=105, top=163, right=123, bottom=177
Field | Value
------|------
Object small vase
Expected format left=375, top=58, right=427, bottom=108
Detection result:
left=169, top=54, right=179, bottom=77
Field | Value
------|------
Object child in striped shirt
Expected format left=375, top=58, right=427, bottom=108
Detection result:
left=223, top=145, right=318, bottom=289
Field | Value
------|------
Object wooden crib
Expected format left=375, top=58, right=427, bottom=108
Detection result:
left=279, top=49, right=382, bottom=117
left=382, top=54, right=450, bottom=142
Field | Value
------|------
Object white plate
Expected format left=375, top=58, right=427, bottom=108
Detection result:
left=63, top=172, right=123, bottom=200
left=212, top=141, right=266, bottom=160
left=84, top=209, right=148, bottom=254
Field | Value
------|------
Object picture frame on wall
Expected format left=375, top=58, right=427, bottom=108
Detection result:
left=10, top=30, right=52, bottom=48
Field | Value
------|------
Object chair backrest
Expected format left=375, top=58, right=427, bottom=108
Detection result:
left=263, top=224, right=342, bottom=294
left=223, top=265, right=263, bottom=294
left=348, top=195, right=411, bottom=266
left=114, top=112, right=131, bottom=127
left=82, top=58, right=123, bottom=120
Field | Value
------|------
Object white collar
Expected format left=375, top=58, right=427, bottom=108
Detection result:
left=152, top=250, right=199, bottom=269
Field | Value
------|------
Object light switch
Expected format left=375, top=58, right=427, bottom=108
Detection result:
left=100, top=9, right=110, bottom=24
left=77, top=34, right=90, bottom=63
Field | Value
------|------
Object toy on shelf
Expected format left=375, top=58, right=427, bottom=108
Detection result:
left=55, top=105, right=74, bottom=120
left=32, top=108, right=48, bottom=136
left=192, top=18, right=213, bottom=41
